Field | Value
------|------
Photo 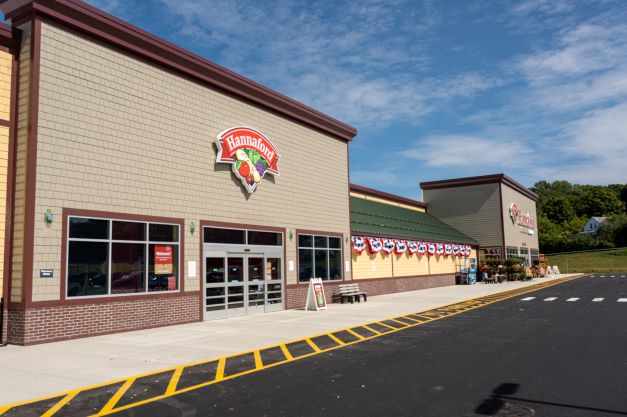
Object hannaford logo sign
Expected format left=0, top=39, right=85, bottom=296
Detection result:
left=215, top=127, right=280, bottom=193
left=509, top=203, right=535, bottom=229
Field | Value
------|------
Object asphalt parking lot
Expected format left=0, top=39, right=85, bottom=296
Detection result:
left=113, top=274, right=625, bottom=417
left=4, top=274, right=626, bottom=417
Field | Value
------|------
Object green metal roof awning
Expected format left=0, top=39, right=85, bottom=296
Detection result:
left=351, top=197, right=477, bottom=245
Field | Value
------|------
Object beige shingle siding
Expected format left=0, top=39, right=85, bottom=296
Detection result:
left=10, top=23, right=31, bottom=303
left=31, top=23, right=350, bottom=300
left=422, top=183, right=503, bottom=248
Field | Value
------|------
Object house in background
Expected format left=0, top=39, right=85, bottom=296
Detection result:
left=581, top=217, right=607, bottom=235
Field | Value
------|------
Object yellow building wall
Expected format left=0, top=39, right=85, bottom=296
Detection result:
left=351, top=251, right=392, bottom=280
left=392, top=252, right=429, bottom=276
left=351, top=248, right=478, bottom=279
left=0, top=49, right=13, bottom=299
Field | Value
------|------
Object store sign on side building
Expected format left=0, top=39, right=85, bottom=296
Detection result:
left=509, top=203, right=535, bottom=229
left=215, top=127, right=281, bottom=193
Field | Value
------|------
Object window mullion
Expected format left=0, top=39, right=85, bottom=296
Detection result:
left=108, top=220, right=112, bottom=296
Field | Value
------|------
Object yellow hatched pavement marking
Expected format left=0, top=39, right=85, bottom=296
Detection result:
left=165, top=366, right=184, bottom=395
left=389, top=318, right=410, bottom=326
left=346, top=328, right=366, bottom=340
left=99, top=378, right=135, bottom=414
left=253, top=350, right=263, bottom=369
left=41, top=392, right=79, bottom=417
left=214, top=357, right=227, bottom=382
left=279, top=344, right=294, bottom=361
left=327, top=332, right=346, bottom=346
left=305, top=338, right=322, bottom=353
left=0, top=275, right=582, bottom=417
left=362, top=325, right=383, bottom=335
left=376, top=321, right=397, bottom=330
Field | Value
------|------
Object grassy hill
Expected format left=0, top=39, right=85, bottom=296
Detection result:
left=546, top=248, right=627, bottom=273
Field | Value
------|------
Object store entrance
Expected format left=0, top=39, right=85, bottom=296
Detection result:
left=204, top=252, right=283, bottom=320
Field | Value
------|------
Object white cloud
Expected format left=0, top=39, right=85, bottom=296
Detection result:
left=401, top=135, right=533, bottom=168
left=154, top=0, right=495, bottom=128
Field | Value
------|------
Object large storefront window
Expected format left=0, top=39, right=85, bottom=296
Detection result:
left=506, top=246, right=518, bottom=259
left=298, top=234, right=342, bottom=282
left=67, top=217, right=180, bottom=298
left=530, top=249, right=539, bottom=264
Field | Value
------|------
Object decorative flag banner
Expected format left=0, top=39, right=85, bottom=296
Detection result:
left=452, top=244, right=460, bottom=256
left=367, top=237, right=383, bottom=253
left=408, top=241, right=419, bottom=254
left=427, top=242, right=436, bottom=256
left=395, top=240, right=407, bottom=254
left=465, top=245, right=472, bottom=257
left=445, top=244, right=452, bottom=256
left=351, top=236, right=366, bottom=254
left=417, top=241, right=428, bottom=255
left=436, top=243, right=444, bottom=255
left=382, top=239, right=395, bottom=254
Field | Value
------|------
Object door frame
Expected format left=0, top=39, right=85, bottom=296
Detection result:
left=200, top=220, right=288, bottom=321
left=202, top=251, right=285, bottom=320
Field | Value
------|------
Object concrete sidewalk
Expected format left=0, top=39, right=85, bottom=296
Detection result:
left=0, top=275, right=581, bottom=405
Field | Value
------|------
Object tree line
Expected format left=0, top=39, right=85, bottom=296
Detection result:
left=531, top=181, right=627, bottom=254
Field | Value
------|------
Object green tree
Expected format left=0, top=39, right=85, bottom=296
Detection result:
left=541, top=194, right=575, bottom=224
left=573, top=186, right=624, bottom=218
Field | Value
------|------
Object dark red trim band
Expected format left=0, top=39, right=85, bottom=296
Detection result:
left=2, top=0, right=357, bottom=142
left=0, top=22, right=21, bottom=53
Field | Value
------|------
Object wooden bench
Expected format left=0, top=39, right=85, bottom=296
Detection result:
left=335, top=283, right=368, bottom=304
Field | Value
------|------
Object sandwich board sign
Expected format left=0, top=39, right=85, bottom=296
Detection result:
left=305, top=278, right=327, bottom=311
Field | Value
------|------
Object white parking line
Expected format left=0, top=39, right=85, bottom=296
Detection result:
left=544, top=297, right=557, bottom=301
left=566, top=298, right=580, bottom=302
left=521, top=297, right=535, bottom=301
left=621, top=275, right=626, bottom=278
left=618, top=298, right=627, bottom=303
left=592, top=298, right=604, bottom=302
left=600, top=275, right=606, bottom=277
left=610, top=275, right=616, bottom=278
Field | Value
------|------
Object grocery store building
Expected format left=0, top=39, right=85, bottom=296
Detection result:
left=420, top=174, right=540, bottom=266
left=0, top=0, right=481, bottom=345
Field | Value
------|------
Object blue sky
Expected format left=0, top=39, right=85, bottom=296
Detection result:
left=80, top=1, right=627, bottom=199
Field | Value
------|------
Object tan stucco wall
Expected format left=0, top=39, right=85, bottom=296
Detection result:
left=0, top=50, right=11, bottom=299
left=349, top=192, right=425, bottom=213
left=9, top=22, right=30, bottom=303
left=422, top=183, right=503, bottom=248
left=29, top=23, right=351, bottom=301
left=501, top=184, right=539, bottom=252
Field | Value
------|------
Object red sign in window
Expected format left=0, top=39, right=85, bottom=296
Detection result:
left=154, top=245, right=173, bottom=275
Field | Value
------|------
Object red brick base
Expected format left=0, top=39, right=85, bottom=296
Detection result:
left=7, top=293, right=201, bottom=345
left=286, top=274, right=455, bottom=309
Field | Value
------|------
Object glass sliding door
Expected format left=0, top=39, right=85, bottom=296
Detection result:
left=265, top=257, right=283, bottom=312
left=205, top=257, right=227, bottom=319
left=247, top=256, right=265, bottom=313
left=204, top=251, right=284, bottom=320
left=226, top=256, right=246, bottom=317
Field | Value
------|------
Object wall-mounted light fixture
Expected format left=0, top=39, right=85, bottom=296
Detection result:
left=44, top=209, right=54, bottom=227
left=190, top=222, right=196, bottom=236
left=289, top=231, right=294, bottom=241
